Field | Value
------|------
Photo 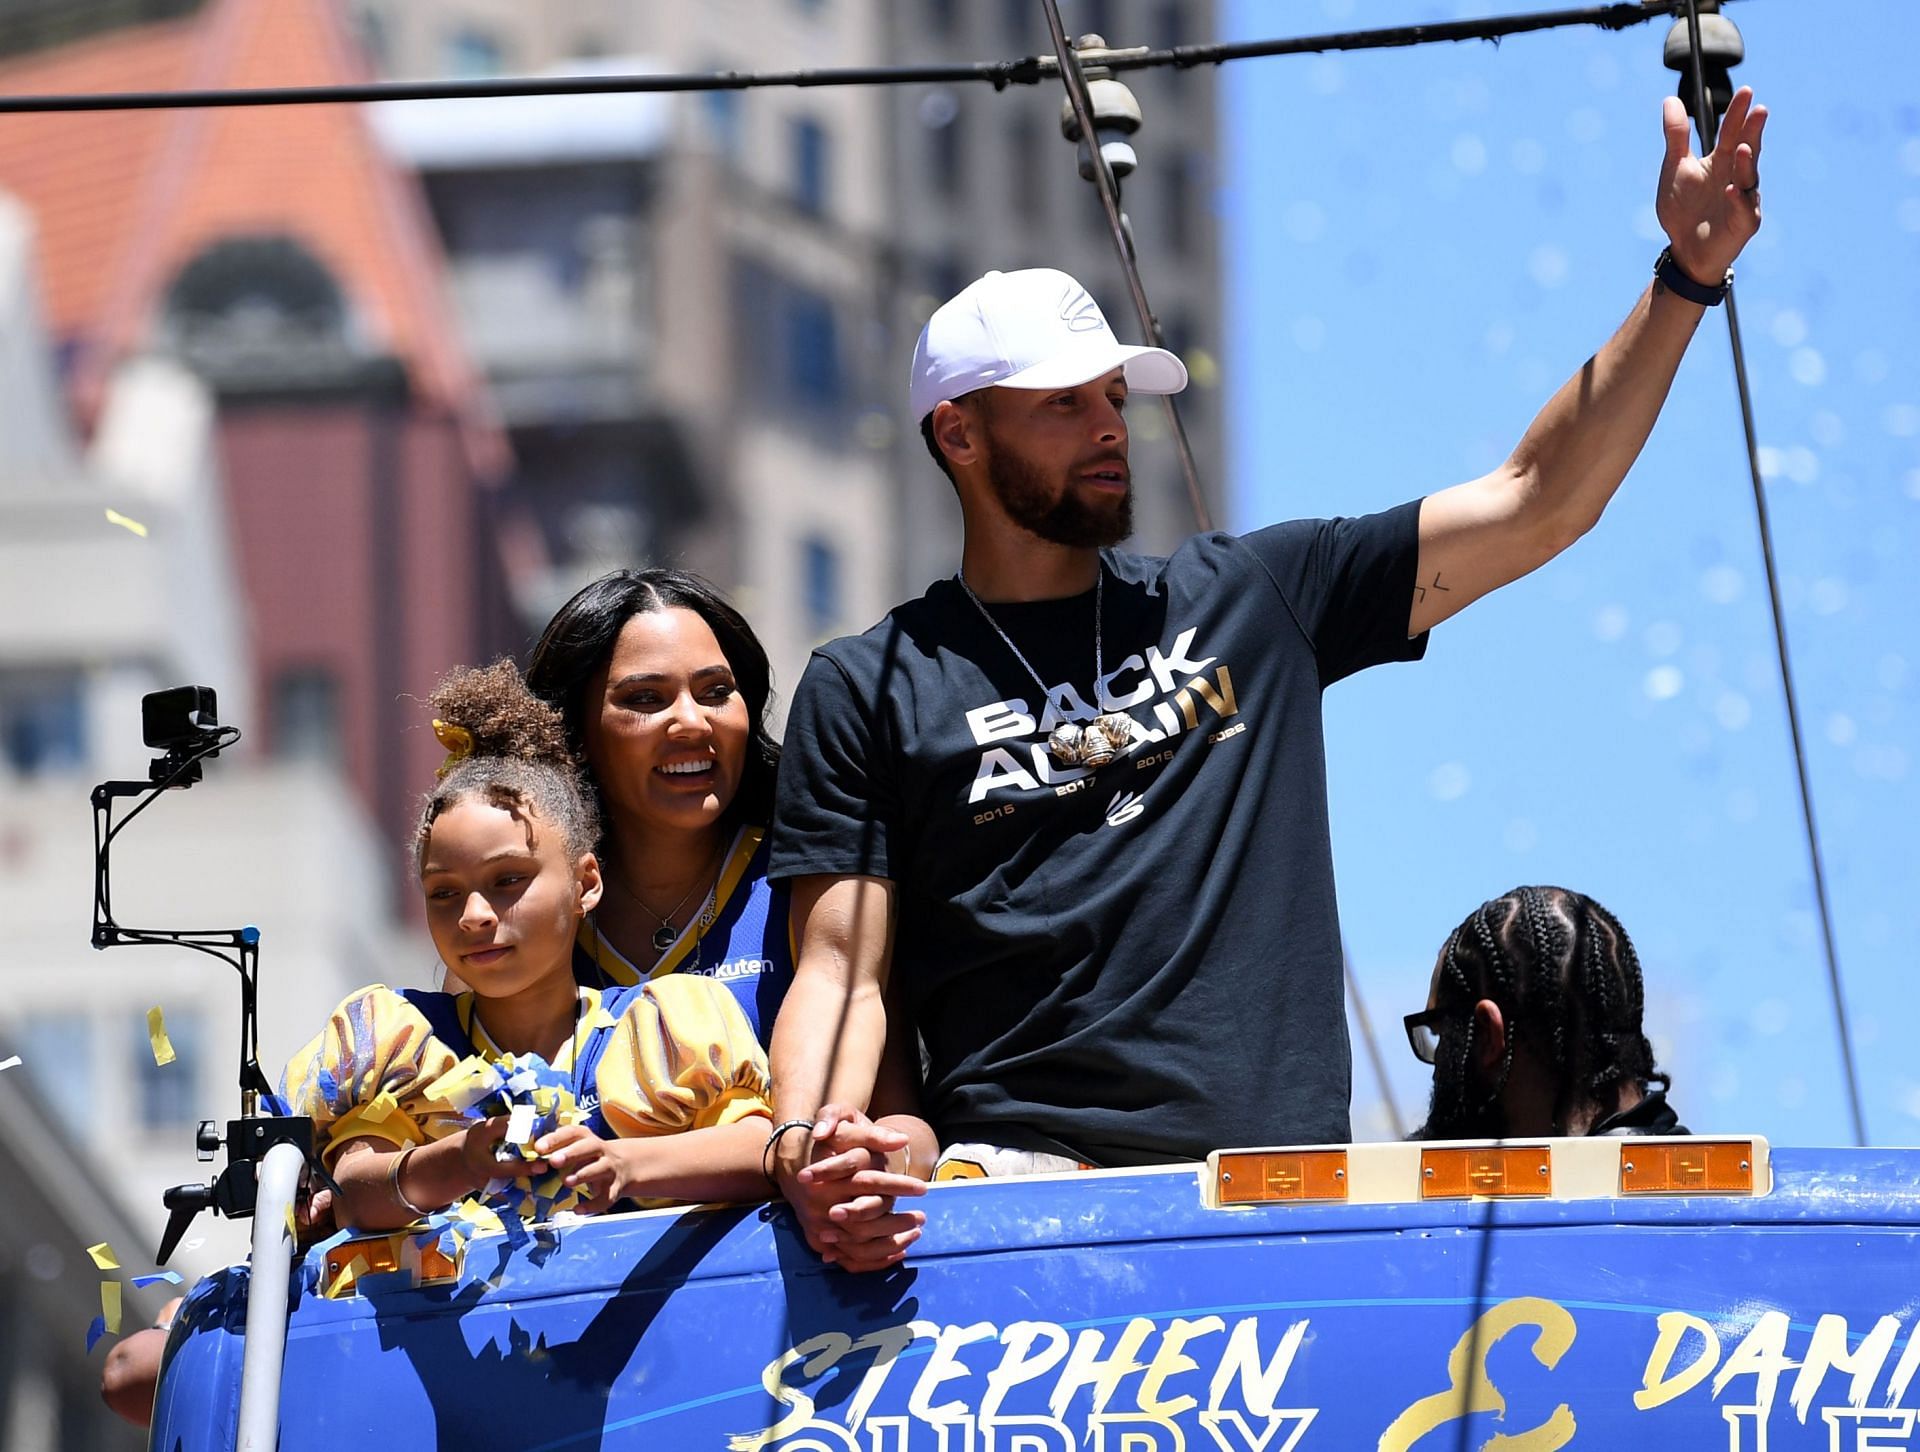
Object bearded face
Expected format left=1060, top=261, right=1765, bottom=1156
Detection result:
left=977, top=413, right=1132, bottom=549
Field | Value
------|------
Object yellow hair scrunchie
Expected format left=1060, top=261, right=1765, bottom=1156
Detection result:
left=432, top=720, right=474, bottom=780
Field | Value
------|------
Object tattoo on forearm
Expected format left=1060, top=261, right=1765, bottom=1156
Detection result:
left=1413, top=572, right=1453, bottom=604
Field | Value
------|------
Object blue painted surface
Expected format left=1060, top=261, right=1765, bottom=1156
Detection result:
left=151, top=1148, right=1920, bottom=1451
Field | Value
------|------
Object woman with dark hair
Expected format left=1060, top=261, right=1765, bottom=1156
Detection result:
left=526, top=568, right=790, bottom=1041
left=1405, top=885, right=1687, bottom=1141
left=529, top=569, right=936, bottom=1269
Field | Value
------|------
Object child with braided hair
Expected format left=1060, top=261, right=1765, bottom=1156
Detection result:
left=282, top=660, right=774, bottom=1232
left=1406, top=885, right=1687, bottom=1141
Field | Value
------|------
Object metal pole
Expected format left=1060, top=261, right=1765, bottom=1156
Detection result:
left=235, top=1140, right=304, bottom=1452
left=1347, top=952, right=1408, bottom=1139
left=1678, top=0, right=1867, bottom=1147
left=1038, top=0, right=1212, bottom=533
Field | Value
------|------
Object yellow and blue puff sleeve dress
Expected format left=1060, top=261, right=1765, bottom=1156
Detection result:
left=281, top=975, right=772, bottom=1201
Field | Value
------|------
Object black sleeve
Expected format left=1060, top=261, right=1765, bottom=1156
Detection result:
left=1240, top=497, right=1430, bottom=687
left=768, top=650, right=899, bottom=883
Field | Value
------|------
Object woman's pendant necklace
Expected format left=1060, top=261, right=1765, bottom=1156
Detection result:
left=619, top=842, right=725, bottom=956
left=955, top=565, right=1137, bottom=769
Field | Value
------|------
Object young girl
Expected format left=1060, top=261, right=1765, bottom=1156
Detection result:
left=281, top=660, right=774, bottom=1231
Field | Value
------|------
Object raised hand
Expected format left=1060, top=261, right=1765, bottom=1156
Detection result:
left=1658, top=85, right=1767, bottom=287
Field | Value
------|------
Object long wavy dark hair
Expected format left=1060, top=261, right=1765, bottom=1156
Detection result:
left=524, top=568, right=780, bottom=836
left=1415, top=885, right=1665, bottom=1140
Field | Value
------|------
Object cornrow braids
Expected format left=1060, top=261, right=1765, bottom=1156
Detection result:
left=1420, top=885, right=1665, bottom=1138
left=415, top=659, right=600, bottom=869
left=1417, top=927, right=1484, bottom=1140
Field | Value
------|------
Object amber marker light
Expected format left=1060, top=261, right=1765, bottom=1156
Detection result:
left=1419, top=1145, right=1552, bottom=1199
left=322, top=1233, right=460, bottom=1295
left=1619, top=1140, right=1756, bottom=1195
left=1215, top=1149, right=1350, bottom=1205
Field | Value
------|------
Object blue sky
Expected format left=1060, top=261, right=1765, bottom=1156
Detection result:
left=1218, top=1, right=1919, bottom=1144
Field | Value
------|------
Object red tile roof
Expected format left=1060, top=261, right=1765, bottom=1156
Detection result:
left=0, top=0, right=505, bottom=472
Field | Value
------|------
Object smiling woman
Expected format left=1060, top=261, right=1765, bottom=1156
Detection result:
left=526, top=569, right=794, bottom=1045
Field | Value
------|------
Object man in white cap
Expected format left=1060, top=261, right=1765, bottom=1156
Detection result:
left=764, top=89, right=1767, bottom=1269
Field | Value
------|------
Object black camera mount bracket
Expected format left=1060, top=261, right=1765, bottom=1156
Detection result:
left=91, top=711, right=330, bottom=1261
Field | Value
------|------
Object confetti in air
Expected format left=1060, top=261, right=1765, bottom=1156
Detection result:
left=101, top=1280, right=123, bottom=1334
left=103, top=508, right=149, bottom=537
left=147, top=1006, right=176, bottom=1067
left=87, top=1242, right=120, bottom=1270
left=132, top=1271, right=184, bottom=1289
left=0, top=1055, right=20, bottom=1072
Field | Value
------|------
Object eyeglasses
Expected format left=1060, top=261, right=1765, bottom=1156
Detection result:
left=1403, top=1006, right=1463, bottom=1066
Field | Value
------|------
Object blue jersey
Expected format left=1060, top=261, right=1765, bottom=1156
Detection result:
left=573, top=826, right=794, bottom=1046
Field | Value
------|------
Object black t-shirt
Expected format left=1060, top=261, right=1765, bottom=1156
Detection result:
left=770, top=502, right=1428, bottom=1166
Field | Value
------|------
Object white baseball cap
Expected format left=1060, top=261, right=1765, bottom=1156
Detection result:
left=909, top=267, right=1189, bottom=422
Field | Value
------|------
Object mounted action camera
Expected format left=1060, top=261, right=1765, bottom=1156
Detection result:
left=142, top=684, right=223, bottom=785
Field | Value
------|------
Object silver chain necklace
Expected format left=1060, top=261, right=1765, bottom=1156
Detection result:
left=953, top=566, right=1138, bottom=769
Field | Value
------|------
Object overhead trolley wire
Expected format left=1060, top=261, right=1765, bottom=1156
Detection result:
left=1039, top=0, right=1210, bottom=534
left=1675, top=2, right=1867, bottom=1148
left=0, top=2, right=1726, bottom=114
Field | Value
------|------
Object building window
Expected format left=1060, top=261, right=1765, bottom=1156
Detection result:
left=21, top=1013, right=92, bottom=1142
left=733, top=259, right=846, bottom=423
left=801, top=536, right=841, bottom=635
left=1154, top=2, right=1188, bottom=50
left=1155, top=3, right=1190, bottom=89
left=785, top=288, right=842, bottom=408
left=269, top=665, right=342, bottom=765
left=353, top=6, right=389, bottom=71
left=1009, top=113, right=1044, bottom=224
left=703, top=82, right=742, bottom=162
left=0, top=671, right=86, bottom=775
left=1004, top=0, right=1033, bottom=46
left=792, top=117, right=830, bottom=216
left=924, top=98, right=963, bottom=200
left=163, top=234, right=353, bottom=383
left=133, top=1009, right=202, bottom=1129
left=442, top=26, right=503, bottom=79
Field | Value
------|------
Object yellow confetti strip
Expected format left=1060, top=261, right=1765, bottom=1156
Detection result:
left=420, top=1056, right=494, bottom=1112
left=454, top=1200, right=503, bottom=1236
left=586, top=1006, right=618, bottom=1031
left=327, top=1255, right=370, bottom=1299
left=101, top=1281, right=123, bottom=1334
left=284, top=1204, right=299, bottom=1241
left=146, top=1007, right=176, bottom=1067
left=104, top=508, right=149, bottom=538
left=87, top=1242, right=119, bottom=1270
left=361, top=1090, right=400, bottom=1124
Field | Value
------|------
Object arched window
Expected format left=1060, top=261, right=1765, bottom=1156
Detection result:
left=161, top=235, right=361, bottom=382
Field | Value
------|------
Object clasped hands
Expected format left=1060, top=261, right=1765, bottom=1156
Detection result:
left=774, top=1104, right=929, bottom=1273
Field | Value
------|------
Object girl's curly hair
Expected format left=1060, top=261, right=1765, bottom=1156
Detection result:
left=414, top=659, right=600, bottom=868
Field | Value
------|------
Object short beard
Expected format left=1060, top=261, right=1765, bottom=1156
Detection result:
left=983, top=430, right=1131, bottom=549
